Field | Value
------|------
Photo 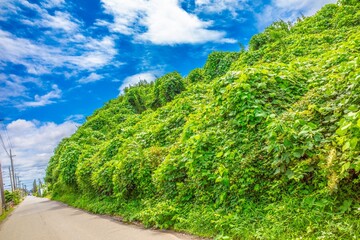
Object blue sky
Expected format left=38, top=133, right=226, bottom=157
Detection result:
left=0, top=0, right=336, bottom=190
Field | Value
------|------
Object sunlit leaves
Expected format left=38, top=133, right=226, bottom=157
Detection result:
left=45, top=2, right=360, bottom=238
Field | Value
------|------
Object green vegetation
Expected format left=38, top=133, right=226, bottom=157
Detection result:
left=0, top=190, right=22, bottom=223
left=0, top=207, right=14, bottom=223
left=46, top=1, right=360, bottom=239
left=4, top=190, right=21, bottom=205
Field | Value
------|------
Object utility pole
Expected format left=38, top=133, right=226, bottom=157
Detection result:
left=14, top=173, right=17, bottom=190
left=17, top=176, right=20, bottom=190
left=9, top=166, right=14, bottom=191
left=0, top=162, right=5, bottom=214
left=10, top=149, right=15, bottom=190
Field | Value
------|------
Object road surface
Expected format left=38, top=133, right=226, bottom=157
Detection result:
left=0, top=197, right=192, bottom=240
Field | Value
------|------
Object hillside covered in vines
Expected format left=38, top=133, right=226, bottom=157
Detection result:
left=46, top=1, right=360, bottom=239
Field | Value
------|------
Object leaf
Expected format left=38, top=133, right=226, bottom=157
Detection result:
left=341, top=122, right=352, bottom=131
left=339, top=199, right=352, bottom=213
left=219, top=192, right=227, bottom=204
left=284, top=139, right=293, bottom=148
left=216, top=152, right=224, bottom=158
left=286, top=169, right=294, bottom=179
left=308, top=122, right=317, bottom=130
left=336, top=127, right=347, bottom=136
left=293, top=148, right=304, bottom=158
left=223, top=177, right=230, bottom=187
left=274, top=167, right=281, bottom=175
left=215, top=176, right=222, bottom=183
left=340, top=162, right=351, bottom=175
left=348, top=105, right=358, bottom=111
left=342, top=141, right=350, bottom=151
left=350, top=138, right=358, bottom=150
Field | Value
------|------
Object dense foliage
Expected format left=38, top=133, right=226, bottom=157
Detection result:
left=46, top=1, right=360, bottom=239
left=4, top=190, right=21, bottom=205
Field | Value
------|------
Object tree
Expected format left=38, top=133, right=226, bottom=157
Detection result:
left=32, top=179, right=37, bottom=196
left=151, top=72, right=185, bottom=108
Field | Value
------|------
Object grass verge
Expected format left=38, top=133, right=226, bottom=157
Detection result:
left=52, top=191, right=360, bottom=239
left=0, top=207, right=15, bottom=224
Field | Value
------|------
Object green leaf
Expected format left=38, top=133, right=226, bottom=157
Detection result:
left=223, top=177, right=230, bottom=187
left=339, top=199, right=352, bottom=213
left=350, top=138, right=358, bottom=150
left=348, top=105, right=358, bottom=111
left=284, top=139, right=292, bottom=148
left=293, top=148, right=304, bottom=158
left=216, top=152, right=224, bottom=158
left=341, top=122, right=352, bottom=131
left=341, top=162, right=351, bottom=175
left=342, top=141, right=350, bottom=151
left=286, top=169, right=294, bottom=179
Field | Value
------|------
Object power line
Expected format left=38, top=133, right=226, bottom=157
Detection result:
left=2, top=123, right=13, bottom=149
left=0, top=120, right=19, bottom=194
left=0, top=120, right=13, bottom=157
left=0, top=133, right=10, bottom=157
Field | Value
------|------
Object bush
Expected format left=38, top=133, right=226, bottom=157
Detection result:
left=4, top=190, right=21, bottom=205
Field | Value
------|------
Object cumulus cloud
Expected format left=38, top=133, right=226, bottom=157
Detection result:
left=19, top=84, right=62, bottom=108
left=101, top=0, right=235, bottom=44
left=0, top=119, right=78, bottom=190
left=256, top=0, right=337, bottom=29
left=119, top=71, right=160, bottom=93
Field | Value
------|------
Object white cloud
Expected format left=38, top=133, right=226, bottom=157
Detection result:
left=0, top=119, right=78, bottom=190
left=273, top=0, right=335, bottom=13
left=0, top=0, right=22, bottom=21
left=256, top=0, right=337, bottom=29
left=41, top=11, right=79, bottom=32
left=0, top=28, right=118, bottom=107
left=20, top=10, right=79, bottom=32
left=119, top=71, right=159, bottom=93
left=101, top=0, right=147, bottom=35
left=0, top=0, right=118, bottom=76
left=66, top=36, right=118, bottom=70
left=0, top=1, right=119, bottom=108
left=41, top=0, right=65, bottom=8
left=6, top=0, right=79, bottom=33
left=195, top=0, right=247, bottom=16
left=0, top=29, right=56, bottom=74
left=78, top=73, right=103, bottom=84
left=101, top=0, right=235, bottom=45
left=0, top=74, right=42, bottom=103
left=138, top=0, right=235, bottom=44
left=65, top=114, right=85, bottom=123
left=0, top=29, right=117, bottom=74
left=19, top=84, right=62, bottom=108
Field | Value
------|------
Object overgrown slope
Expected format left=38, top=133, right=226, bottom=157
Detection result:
left=46, top=1, right=360, bottom=239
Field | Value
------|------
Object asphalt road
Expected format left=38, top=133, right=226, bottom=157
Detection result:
left=0, top=196, right=191, bottom=240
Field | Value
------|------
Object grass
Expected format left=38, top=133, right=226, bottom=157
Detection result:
left=0, top=207, right=15, bottom=223
left=52, top=191, right=360, bottom=239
